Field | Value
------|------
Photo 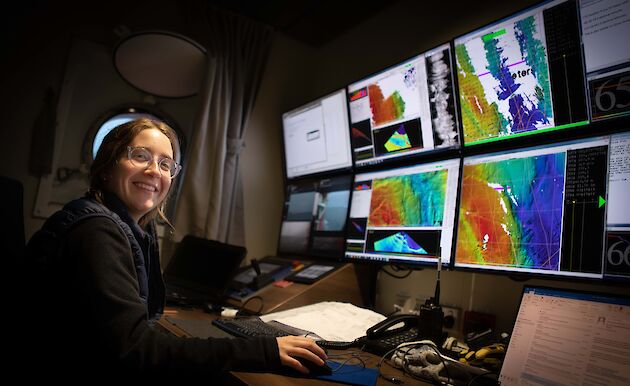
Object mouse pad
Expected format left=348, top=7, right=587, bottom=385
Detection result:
left=314, top=361, right=378, bottom=386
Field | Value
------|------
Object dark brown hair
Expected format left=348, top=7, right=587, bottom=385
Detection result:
left=89, top=118, right=181, bottom=228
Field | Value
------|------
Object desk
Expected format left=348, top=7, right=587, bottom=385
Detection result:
left=158, top=264, right=431, bottom=385
left=228, top=262, right=370, bottom=314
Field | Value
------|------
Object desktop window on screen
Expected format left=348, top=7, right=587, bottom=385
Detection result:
left=499, top=286, right=630, bottom=386
left=579, top=0, right=630, bottom=121
left=282, top=89, right=352, bottom=179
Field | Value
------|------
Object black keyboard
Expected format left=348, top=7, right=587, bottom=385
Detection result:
left=212, top=317, right=291, bottom=338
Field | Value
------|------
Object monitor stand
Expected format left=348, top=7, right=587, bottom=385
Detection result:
left=353, top=262, right=380, bottom=309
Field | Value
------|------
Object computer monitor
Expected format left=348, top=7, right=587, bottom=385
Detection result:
left=282, top=89, right=353, bottom=179
left=499, top=285, right=630, bottom=386
left=278, top=174, right=353, bottom=259
left=344, top=158, right=460, bottom=267
left=347, top=43, right=460, bottom=168
left=454, top=0, right=589, bottom=146
left=454, top=135, right=610, bottom=279
left=604, top=131, right=630, bottom=280
left=579, top=0, right=630, bottom=121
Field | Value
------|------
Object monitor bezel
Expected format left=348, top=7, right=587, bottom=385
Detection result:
left=275, top=173, right=354, bottom=262
left=280, top=88, right=354, bottom=181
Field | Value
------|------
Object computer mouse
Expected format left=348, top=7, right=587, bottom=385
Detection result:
left=298, top=358, right=333, bottom=376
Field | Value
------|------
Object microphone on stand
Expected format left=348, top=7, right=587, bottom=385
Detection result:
left=250, top=259, right=274, bottom=290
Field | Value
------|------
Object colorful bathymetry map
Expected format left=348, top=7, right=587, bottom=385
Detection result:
left=456, top=13, right=553, bottom=144
left=384, top=125, right=412, bottom=152
left=456, top=152, right=565, bottom=270
left=367, top=64, right=421, bottom=128
left=374, top=231, right=428, bottom=255
left=369, top=84, right=406, bottom=126
left=368, top=170, right=447, bottom=227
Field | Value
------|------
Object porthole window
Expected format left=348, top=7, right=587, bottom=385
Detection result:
left=91, top=111, right=161, bottom=159
left=83, top=105, right=185, bottom=165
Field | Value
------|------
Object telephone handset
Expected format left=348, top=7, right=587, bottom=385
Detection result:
left=364, top=314, right=420, bottom=356
left=317, top=315, right=421, bottom=354
left=366, top=314, right=418, bottom=339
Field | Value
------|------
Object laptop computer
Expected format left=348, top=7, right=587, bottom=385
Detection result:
left=164, top=235, right=247, bottom=306
left=499, top=285, right=630, bottom=386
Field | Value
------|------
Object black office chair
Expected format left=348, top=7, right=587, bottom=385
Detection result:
left=0, top=175, right=26, bottom=263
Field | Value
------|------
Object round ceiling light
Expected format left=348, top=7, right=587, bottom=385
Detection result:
left=113, top=31, right=206, bottom=98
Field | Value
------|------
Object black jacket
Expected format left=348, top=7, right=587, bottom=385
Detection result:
left=19, top=193, right=281, bottom=380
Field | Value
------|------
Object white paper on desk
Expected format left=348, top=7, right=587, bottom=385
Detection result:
left=260, top=302, right=386, bottom=342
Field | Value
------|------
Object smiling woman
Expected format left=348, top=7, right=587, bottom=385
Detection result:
left=88, top=119, right=180, bottom=227
left=21, top=118, right=328, bottom=380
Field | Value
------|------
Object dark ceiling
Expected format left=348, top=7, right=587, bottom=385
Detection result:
left=207, top=0, right=400, bottom=46
left=1, top=0, right=399, bottom=77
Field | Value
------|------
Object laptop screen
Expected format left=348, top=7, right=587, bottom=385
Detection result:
left=499, top=286, right=630, bottom=386
left=164, top=236, right=246, bottom=302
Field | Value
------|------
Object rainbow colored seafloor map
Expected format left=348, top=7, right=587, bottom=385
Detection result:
left=368, top=170, right=447, bottom=227
left=374, top=232, right=428, bottom=255
left=361, top=61, right=422, bottom=128
left=456, top=152, right=565, bottom=270
left=369, top=84, right=406, bottom=126
left=456, top=13, right=553, bottom=144
left=384, top=125, right=412, bottom=152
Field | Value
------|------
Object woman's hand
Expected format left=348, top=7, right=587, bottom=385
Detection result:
left=276, top=336, right=328, bottom=374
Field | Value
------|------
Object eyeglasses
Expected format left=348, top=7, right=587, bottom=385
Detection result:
left=127, top=146, right=181, bottom=178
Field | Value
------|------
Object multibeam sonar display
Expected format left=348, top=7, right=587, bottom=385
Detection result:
left=456, top=11, right=553, bottom=145
left=344, top=158, right=460, bottom=267
left=455, top=136, right=610, bottom=279
left=456, top=153, right=565, bottom=270
left=374, top=231, right=428, bottom=254
left=348, top=43, right=460, bottom=168
left=427, top=48, right=459, bottom=147
left=384, top=126, right=412, bottom=152
left=369, top=83, right=407, bottom=126
left=373, top=119, right=423, bottom=157
left=368, top=170, right=447, bottom=227
left=455, top=0, right=592, bottom=146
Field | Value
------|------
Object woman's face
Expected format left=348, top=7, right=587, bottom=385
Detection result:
left=106, top=128, right=174, bottom=222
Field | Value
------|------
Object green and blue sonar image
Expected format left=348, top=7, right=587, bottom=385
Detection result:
left=384, top=125, right=412, bottom=152
left=374, top=231, right=428, bottom=254
left=367, top=169, right=447, bottom=256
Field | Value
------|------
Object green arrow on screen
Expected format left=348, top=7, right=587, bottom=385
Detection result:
left=598, top=196, right=606, bottom=208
